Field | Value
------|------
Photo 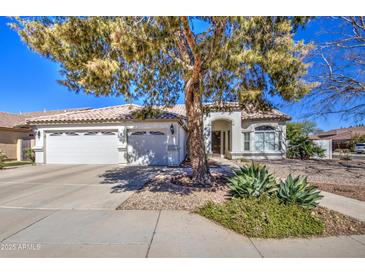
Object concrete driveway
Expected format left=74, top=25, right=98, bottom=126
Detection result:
left=0, top=164, right=152, bottom=210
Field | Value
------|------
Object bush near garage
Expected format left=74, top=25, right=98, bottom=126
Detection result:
left=0, top=150, right=8, bottom=169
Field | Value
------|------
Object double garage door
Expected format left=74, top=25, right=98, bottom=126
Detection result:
left=45, top=129, right=168, bottom=165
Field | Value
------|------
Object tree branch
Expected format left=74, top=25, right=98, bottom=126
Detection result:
left=180, top=16, right=201, bottom=73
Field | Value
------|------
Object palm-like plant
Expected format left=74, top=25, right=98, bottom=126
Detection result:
left=277, top=175, right=323, bottom=209
left=228, top=164, right=277, bottom=198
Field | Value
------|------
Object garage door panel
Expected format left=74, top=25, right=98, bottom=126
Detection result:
left=128, top=130, right=168, bottom=166
left=46, top=132, right=119, bottom=164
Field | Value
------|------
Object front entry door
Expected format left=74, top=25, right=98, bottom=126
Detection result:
left=212, top=131, right=221, bottom=154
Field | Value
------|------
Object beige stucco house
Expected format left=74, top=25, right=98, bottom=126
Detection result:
left=26, top=103, right=291, bottom=165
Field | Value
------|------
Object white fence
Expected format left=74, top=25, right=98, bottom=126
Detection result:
left=313, top=139, right=332, bottom=159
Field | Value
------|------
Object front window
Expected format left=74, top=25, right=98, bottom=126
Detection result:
left=243, top=132, right=250, bottom=151
left=254, top=126, right=276, bottom=152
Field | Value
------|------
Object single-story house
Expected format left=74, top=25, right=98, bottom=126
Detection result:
left=310, top=126, right=365, bottom=150
left=25, top=103, right=291, bottom=166
left=0, top=109, right=88, bottom=160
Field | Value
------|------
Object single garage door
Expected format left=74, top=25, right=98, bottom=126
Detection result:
left=128, top=129, right=168, bottom=166
left=46, top=131, right=119, bottom=164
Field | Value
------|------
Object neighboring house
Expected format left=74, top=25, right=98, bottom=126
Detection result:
left=26, top=103, right=291, bottom=166
left=0, top=109, right=89, bottom=160
left=310, top=126, right=365, bottom=150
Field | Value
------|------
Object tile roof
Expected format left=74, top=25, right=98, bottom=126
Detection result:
left=0, top=112, right=27, bottom=128
left=202, top=102, right=291, bottom=121
left=240, top=105, right=291, bottom=121
left=0, top=108, right=89, bottom=128
left=26, top=104, right=186, bottom=124
left=25, top=103, right=290, bottom=125
left=312, top=126, right=365, bottom=141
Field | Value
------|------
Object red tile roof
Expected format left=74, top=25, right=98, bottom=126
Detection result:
left=311, top=126, right=365, bottom=141
left=0, top=108, right=90, bottom=128
left=25, top=103, right=290, bottom=125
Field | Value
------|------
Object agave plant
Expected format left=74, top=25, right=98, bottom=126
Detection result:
left=277, top=175, right=323, bottom=209
left=228, top=164, right=277, bottom=198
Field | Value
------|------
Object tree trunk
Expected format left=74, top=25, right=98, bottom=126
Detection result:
left=185, top=78, right=211, bottom=186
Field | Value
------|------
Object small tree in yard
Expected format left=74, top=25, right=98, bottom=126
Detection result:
left=24, top=148, right=35, bottom=163
left=0, top=150, right=8, bottom=169
left=286, top=122, right=324, bottom=160
left=12, top=17, right=314, bottom=185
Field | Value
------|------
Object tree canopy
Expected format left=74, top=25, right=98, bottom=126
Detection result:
left=12, top=17, right=313, bottom=107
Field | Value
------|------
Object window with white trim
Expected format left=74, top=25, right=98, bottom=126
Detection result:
left=254, top=126, right=276, bottom=152
left=149, top=131, right=165, bottom=135
left=84, top=131, right=98, bottom=136
left=65, top=132, right=79, bottom=136
left=278, top=131, right=283, bottom=151
left=243, top=132, right=250, bottom=151
left=130, top=131, right=147, bottom=136
left=50, top=132, right=63, bottom=136
left=101, top=131, right=116, bottom=135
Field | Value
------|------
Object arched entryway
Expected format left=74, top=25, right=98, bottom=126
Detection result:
left=211, top=119, right=233, bottom=158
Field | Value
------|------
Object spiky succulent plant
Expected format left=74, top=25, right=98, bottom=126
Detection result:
left=228, top=164, right=277, bottom=198
left=277, top=175, right=323, bottom=209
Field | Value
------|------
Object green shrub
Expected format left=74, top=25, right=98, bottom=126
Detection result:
left=24, top=148, right=35, bottom=163
left=0, top=150, right=7, bottom=169
left=286, top=122, right=325, bottom=159
left=228, top=164, right=277, bottom=198
left=277, top=175, right=323, bottom=209
left=197, top=196, right=324, bottom=238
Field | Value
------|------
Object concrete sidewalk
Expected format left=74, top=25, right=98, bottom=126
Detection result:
left=0, top=209, right=364, bottom=258
left=320, top=191, right=365, bottom=222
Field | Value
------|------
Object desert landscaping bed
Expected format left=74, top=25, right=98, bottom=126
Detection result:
left=118, top=171, right=231, bottom=210
left=313, top=183, right=365, bottom=202
left=315, top=206, right=365, bottom=236
left=251, top=159, right=365, bottom=201
left=118, top=166, right=365, bottom=238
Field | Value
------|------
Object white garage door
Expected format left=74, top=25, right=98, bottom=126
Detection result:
left=46, top=131, right=119, bottom=164
left=128, top=129, right=168, bottom=166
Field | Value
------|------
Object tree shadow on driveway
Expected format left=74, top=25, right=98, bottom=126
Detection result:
left=99, top=164, right=231, bottom=195
left=99, top=166, right=162, bottom=193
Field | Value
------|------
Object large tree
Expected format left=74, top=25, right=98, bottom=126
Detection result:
left=12, top=17, right=313, bottom=185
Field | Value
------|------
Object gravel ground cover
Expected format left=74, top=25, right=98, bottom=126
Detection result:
left=118, top=167, right=231, bottom=210
left=251, top=159, right=365, bottom=201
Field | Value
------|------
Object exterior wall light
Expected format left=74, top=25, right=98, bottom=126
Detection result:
left=170, top=124, right=175, bottom=135
left=37, top=130, right=41, bottom=139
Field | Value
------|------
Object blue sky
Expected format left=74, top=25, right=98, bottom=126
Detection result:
left=0, top=17, right=361, bottom=130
